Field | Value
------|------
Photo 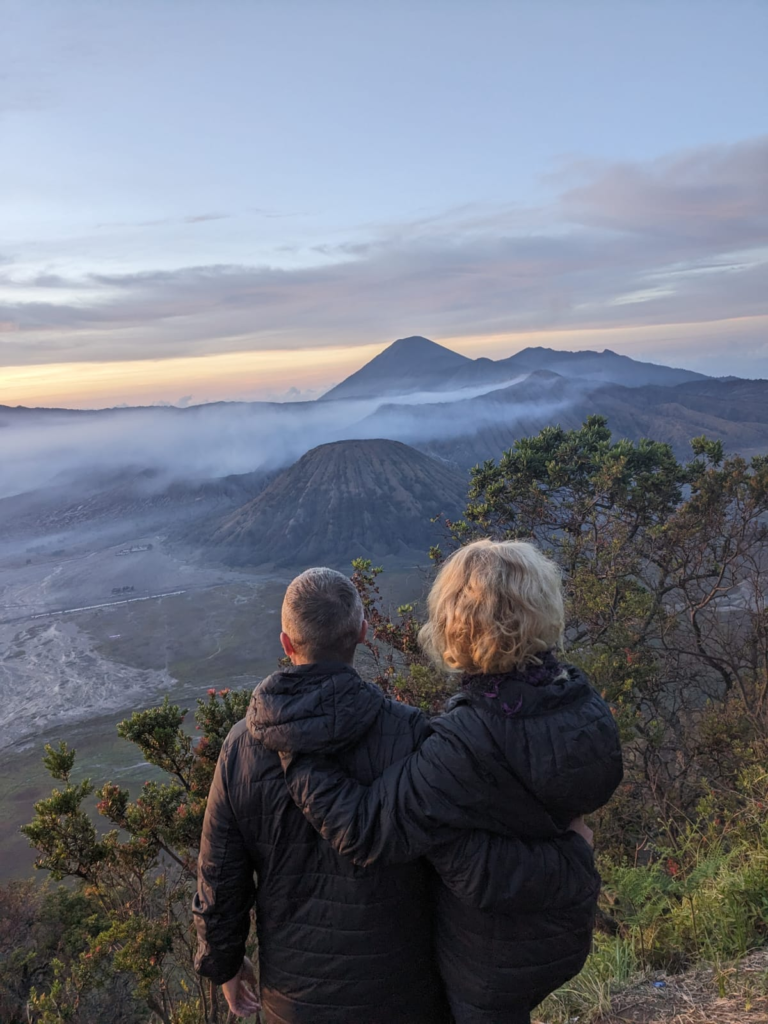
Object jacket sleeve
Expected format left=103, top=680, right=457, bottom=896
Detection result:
left=428, top=829, right=600, bottom=913
left=282, top=711, right=559, bottom=866
left=193, top=737, right=256, bottom=984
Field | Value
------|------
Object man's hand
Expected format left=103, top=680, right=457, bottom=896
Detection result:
left=221, top=956, right=261, bottom=1018
left=568, top=816, right=594, bottom=849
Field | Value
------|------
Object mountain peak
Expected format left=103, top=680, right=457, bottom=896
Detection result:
left=320, top=335, right=470, bottom=401
left=388, top=335, right=440, bottom=348
left=376, top=334, right=467, bottom=364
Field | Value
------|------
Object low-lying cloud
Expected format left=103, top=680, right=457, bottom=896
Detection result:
left=0, top=376, right=539, bottom=500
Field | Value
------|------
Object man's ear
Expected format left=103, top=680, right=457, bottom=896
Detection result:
left=358, top=620, right=368, bottom=645
left=280, top=631, right=296, bottom=660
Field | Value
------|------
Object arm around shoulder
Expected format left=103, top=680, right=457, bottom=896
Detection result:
left=282, top=713, right=500, bottom=866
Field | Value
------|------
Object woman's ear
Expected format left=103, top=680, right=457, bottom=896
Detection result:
left=358, top=620, right=368, bottom=644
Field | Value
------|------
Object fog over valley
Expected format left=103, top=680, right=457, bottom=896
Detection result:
left=0, top=373, right=529, bottom=500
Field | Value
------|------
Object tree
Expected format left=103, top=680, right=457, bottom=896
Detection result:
left=21, top=689, right=254, bottom=1024
left=355, top=418, right=768, bottom=855
left=350, top=558, right=450, bottom=714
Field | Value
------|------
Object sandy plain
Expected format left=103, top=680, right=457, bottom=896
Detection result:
left=0, top=536, right=290, bottom=877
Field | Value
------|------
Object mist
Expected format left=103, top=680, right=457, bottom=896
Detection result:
left=0, top=375, right=546, bottom=502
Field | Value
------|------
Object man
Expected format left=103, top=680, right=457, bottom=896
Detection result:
left=194, top=567, right=446, bottom=1023
left=194, top=567, right=594, bottom=1023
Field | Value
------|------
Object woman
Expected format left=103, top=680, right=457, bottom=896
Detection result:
left=283, top=540, right=624, bottom=1023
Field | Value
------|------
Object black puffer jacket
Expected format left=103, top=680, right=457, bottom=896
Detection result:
left=193, top=663, right=445, bottom=1023
left=283, top=659, right=623, bottom=1023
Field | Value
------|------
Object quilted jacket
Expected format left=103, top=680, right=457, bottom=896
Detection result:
left=194, top=662, right=444, bottom=1023
left=283, top=659, right=623, bottom=1023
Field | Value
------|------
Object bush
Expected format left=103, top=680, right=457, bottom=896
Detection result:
left=19, top=689, right=254, bottom=1024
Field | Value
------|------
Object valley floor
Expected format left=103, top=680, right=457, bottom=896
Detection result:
left=0, top=535, right=294, bottom=878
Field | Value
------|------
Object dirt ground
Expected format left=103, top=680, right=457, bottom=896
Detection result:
left=592, top=951, right=768, bottom=1023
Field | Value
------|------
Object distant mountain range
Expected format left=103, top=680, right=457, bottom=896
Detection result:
left=357, top=368, right=768, bottom=469
left=4, top=336, right=768, bottom=568
left=320, top=335, right=709, bottom=401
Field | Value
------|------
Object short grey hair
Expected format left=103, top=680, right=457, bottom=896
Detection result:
left=282, top=567, right=364, bottom=659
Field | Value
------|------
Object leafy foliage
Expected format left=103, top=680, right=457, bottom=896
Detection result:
left=19, top=690, right=254, bottom=1024
left=350, top=557, right=451, bottom=714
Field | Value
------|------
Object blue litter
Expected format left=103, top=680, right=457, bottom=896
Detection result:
left=653, top=981, right=667, bottom=989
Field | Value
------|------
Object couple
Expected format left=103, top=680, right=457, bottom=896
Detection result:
left=193, top=540, right=623, bottom=1023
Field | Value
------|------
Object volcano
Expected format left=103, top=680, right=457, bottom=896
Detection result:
left=204, top=438, right=466, bottom=567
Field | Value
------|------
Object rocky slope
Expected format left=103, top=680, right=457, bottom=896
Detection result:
left=204, top=438, right=466, bottom=567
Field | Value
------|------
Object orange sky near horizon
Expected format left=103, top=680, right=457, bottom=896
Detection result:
left=0, top=344, right=384, bottom=409
left=2, top=315, right=766, bottom=409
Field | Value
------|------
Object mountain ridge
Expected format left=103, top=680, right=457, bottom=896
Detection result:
left=320, top=336, right=709, bottom=401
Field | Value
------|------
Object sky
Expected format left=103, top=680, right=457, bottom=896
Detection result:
left=1, top=0, right=767, bottom=409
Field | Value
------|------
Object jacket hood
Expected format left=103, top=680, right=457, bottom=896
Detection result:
left=444, top=661, right=622, bottom=824
left=247, top=662, right=385, bottom=755
left=447, top=658, right=592, bottom=718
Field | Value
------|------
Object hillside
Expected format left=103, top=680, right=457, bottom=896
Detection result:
left=0, top=466, right=270, bottom=544
left=203, top=438, right=466, bottom=566
left=355, top=371, right=768, bottom=468
left=491, top=345, right=709, bottom=387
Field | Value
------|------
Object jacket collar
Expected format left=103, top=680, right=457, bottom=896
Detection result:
left=446, top=661, right=590, bottom=719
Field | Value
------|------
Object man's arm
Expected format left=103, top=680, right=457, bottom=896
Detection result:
left=282, top=714, right=559, bottom=866
left=193, top=739, right=255, bottom=986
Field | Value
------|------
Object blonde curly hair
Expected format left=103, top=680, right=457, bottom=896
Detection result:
left=420, top=539, right=564, bottom=675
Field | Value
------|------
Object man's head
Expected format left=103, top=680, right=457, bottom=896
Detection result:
left=280, top=567, right=367, bottom=665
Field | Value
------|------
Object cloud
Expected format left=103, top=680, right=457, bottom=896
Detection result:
left=559, top=138, right=768, bottom=247
left=0, top=373, right=555, bottom=500
left=95, top=213, right=232, bottom=229
left=248, top=207, right=308, bottom=219
left=0, top=71, right=51, bottom=116
left=182, top=213, right=229, bottom=224
left=1, top=137, right=766, bottom=370
left=269, top=384, right=334, bottom=402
